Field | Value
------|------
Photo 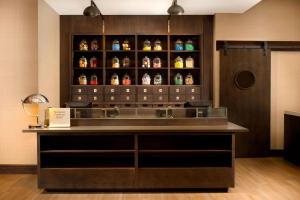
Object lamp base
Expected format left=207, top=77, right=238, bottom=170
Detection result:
left=28, top=124, right=44, bottom=129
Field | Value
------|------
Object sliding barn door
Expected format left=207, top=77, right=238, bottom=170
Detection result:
left=220, top=49, right=270, bottom=157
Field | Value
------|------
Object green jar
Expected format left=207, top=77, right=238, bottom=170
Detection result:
left=185, top=39, right=194, bottom=51
left=174, top=73, right=183, bottom=85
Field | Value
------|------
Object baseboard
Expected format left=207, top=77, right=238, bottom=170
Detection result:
left=0, top=165, right=37, bottom=174
left=269, top=150, right=284, bottom=157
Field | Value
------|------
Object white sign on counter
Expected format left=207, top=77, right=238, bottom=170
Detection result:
left=48, top=108, right=70, bottom=128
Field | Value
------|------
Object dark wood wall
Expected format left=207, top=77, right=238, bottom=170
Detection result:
left=219, top=48, right=271, bottom=157
left=60, top=15, right=214, bottom=107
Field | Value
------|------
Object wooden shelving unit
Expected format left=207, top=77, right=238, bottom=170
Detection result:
left=38, top=131, right=235, bottom=190
left=70, top=34, right=203, bottom=107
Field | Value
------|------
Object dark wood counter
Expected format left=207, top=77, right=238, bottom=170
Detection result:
left=284, top=111, right=300, bottom=165
left=23, top=122, right=247, bottom=133
left=24, top=123, right=247, bottom=191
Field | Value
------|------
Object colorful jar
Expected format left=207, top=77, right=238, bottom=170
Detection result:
left=78, top=74, right=87, bottom=85
left=91, top=39, right=99, bottom=50
left=90, top=57, right=97, bottom=68
left=79, top=56, right=88, bottom=68
left=79, top=40, right=88, bottom=51
left=185, top=56, right=194, bottom=68
left=175, top=39, right=183, bottom=50
left=112, top=40, right=120, bottom=51
left=154, top=39, right=162, bottom=51
left=122, top=57, right=130, bottom=68
left=122, top=40, right=131, bottom=51
left=90, top=74, right=98, bottom=85
left=142, top=56, right=151, bottom=68
left=174, top=73, right=183, bottom=85
left=122, top=74, right=131, bottom=85
left=153, top=57, right=161, bottom=68
left=142, top=73, right=151, bottom=85
left=111, top=73, right=119, bottom=85
left=185, top=73, right=194, bottom=85
left=112, top=56, right=120, bottom=68
left=185, top=39, right=194, bottom=51
left=174, top=56, right=184, bottom=69
left=143, top=40, right=151, bottom=51
left=154, top=73, right=162, bottom=85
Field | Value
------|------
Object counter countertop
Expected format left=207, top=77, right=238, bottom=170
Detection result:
left=23, top=122, right=248, bottom=133
left=285, top=111, right=300, bottom=118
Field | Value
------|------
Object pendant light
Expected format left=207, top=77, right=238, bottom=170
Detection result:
left=83, top=0, right=101, bottom=17
left=167, top=0, right=184, bottom=15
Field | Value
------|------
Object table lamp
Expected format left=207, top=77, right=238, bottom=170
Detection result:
left=21, top=94, right=49, bottom=128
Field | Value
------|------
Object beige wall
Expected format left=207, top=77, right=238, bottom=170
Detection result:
left=38, top=0, right=60, bottom=110
left=0, top=0, right=38, bottom=164
left=214, top=0, right=300, bottom=149
left=0, top=0, right=59, bottom=165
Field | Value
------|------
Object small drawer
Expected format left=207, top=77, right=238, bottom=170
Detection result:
left=170, top=95, right=186, bottom=102
left=120, top=95, right=135, bottom=102
left=186, top=86, right=201, bottom=94
left=138, top=95, right=153, bottom=102
left=87, top=86, right=103, bottom=94
left=138, top=86, right=153, bottom=94
left=153, top=95, right=168, bottom=102
left=186, top=94, right=200, bottom=102
left=88, top=95, right=103, bottom=103
left=120, top=86, right=136, bottom=95
left=153, top=86, right=168, bottom=95
left=72, top=95, right=88, bottom=102
left=72, top=86, right=88, bottom=94
left=170, top=86, right=186, bottom=94
left=105, top=86, right=120, bottom=94
left=105, top=95, right=120, bottom=102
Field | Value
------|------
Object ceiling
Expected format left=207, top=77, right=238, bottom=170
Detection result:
left=44, top=0, right=262, bottom=15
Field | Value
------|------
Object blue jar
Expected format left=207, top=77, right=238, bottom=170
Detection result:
left=112, top=40, right=120, bottom=51
left=175, top=39, right=184, bottom=51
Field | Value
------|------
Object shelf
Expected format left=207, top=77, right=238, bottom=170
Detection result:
left=106, top=67, right=136, bottom=70
left=170, top=68, right=200, bottom=70
left=170, top=50, right=200, bottom=53
left=41, top=150, right=136, bottom=154
left=73, top=50, right=102, bottom=53
left=139, top=150, right=232, bottom=153
left=106, top=50, right=135, bottom=53
left=73, top=67, right=103, bottom=70
left=137, top=50, right=168, bottom=53
left=138, top=68, right=168, bottom=70
left=41, top=152, right=135, bottom=168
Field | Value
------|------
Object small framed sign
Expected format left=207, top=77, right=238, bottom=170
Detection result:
left=48, top=108, right=70, bottom=128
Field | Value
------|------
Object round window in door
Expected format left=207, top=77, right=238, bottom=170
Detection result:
left=234, top=70, right=256, bottom=90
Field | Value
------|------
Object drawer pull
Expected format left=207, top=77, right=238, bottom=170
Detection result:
left=143, top=89, right=147, bottom=93
left=158, top=88, right=163, bottom=93
left=191, top=96, right=195, bottom=100
left=191, top=88, right=195, bottom=93
left=126, top=89, right=130, bottom=93
left=93, top=96, right=98, bottom=101
left=143, top=96, right=147, bottom=100
left=176, top=96, right=180, bottom=100
left=93, top=89, right=98, bottom=93
left=176, top=88, right=180, bottom=93
left=110, top=89, right=115, bottom=93
left=126, top=96, right=130, bottom=100
left=110, top=96, right=115, bottom=100
left=158, top=96, right=163, bottom=101
left=78, top=89, right=82, bottom=93
left=77, top=96, right=82, bottom=101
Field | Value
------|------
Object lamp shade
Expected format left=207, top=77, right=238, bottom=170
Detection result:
left=83, top=0, right=101, bottom=17
left=22, top=94, right=49, bottom=104
left=167, top=0, right=184, bottom=15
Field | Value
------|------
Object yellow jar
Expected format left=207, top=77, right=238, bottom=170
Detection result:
left=174, top=56, right=184, bottom=69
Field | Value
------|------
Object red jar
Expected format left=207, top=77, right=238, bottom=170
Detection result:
left=90, top=74, right=98, bottom=85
